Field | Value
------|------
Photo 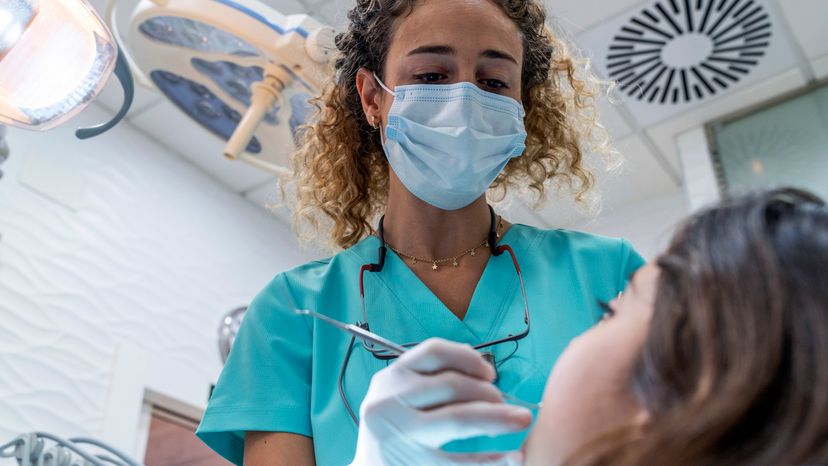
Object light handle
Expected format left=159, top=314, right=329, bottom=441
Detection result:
left=223, top=63, right=293, bottom=161
left=75, top=49, right=135, bottom=139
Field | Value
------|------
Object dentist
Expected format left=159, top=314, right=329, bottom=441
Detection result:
left=197, top=1, right=644, bottom=465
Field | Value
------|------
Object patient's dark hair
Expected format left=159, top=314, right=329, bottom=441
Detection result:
left=575, top=188, right=828, bottom=465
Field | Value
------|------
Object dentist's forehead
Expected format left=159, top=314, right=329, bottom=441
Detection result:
left=388, top=0, right=523, bottom=61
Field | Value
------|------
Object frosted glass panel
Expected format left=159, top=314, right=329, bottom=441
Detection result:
left=711, top=84, right=828, bottom=200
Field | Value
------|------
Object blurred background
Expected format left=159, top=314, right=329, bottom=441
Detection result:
left=1, top=0, right=826, bottom=464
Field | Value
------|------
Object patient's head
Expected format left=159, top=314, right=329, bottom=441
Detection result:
left=525, top=188, right=828, bottom=465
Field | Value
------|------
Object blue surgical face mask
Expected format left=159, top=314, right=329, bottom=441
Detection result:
left=374, top=73, right=527, bottom=211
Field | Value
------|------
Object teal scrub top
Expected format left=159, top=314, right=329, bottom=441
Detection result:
left=196, top=224, right=645, bottom=465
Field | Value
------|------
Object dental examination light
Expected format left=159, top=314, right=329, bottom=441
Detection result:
left=0, top=0, right=134, bottom=138
left=112, top=0, right=336, bottom=175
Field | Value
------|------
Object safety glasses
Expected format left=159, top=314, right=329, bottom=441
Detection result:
left=357, top=243, right=531, bottom=360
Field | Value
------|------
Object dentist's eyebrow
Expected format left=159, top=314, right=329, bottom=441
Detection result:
left=407, top=45, right=518, bottom=65
left=480, top=49, right=519, bottom=65
left=407, top=45, right=454, bottom=56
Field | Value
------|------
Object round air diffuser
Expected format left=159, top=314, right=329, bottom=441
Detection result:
left=607, top=0, right=771, bottom=104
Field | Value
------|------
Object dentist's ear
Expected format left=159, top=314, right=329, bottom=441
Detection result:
left=356, top=68, right=386, bottom=128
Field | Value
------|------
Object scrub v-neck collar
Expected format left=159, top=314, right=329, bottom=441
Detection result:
left=349, top=224, right=536, bottom=344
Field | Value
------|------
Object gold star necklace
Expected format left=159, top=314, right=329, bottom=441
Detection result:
left=385, top=216, right=503, bottom=271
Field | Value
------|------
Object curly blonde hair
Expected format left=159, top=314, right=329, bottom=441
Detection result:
left=290, top=0, right=615, bottom=249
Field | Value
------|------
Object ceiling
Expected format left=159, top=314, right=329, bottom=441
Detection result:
left=86, top=0, right=828, bottom=228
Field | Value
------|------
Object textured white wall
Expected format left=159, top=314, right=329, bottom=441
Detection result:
left=0, top=104, right=317, bottom=459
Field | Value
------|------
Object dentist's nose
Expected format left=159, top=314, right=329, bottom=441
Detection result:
left=453, top=64, right=477, bottom=86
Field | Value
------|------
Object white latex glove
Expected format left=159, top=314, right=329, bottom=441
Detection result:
left=350, top=338, right=531, bottom=466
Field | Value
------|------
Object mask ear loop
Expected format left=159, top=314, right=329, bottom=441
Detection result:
left=371, top=72, right=395, bottom=145
left=372, top=71, right=396, bottom=97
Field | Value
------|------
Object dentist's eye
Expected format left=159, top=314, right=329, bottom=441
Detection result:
left=414, top=73, right=447, bottom=83
left=597, top=301, right=615, bottom=321
left=480, top=79, right=509, bottom=90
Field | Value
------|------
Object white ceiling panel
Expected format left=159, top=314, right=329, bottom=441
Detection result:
left=600, top=134, right=678, bottom=205
left=777, top=0, right=828, bottom=59
left=573, top=188, right=687, bottom=258
left=294, top=0, right=352, bottom=28
left=497, top=197, right=557, bottom=228
left=545, top=0, right=648, bottom=34
left=521, top=133, right=678, bottom=228
left=812, top=54, right=828, bottom=81
left=506, top=192, right=592, bottom=229
left=597, top=96, right=635, bottom=140
left=260, top=0, right=312, bottom=15
left=129, top=101, right=274, bottom=192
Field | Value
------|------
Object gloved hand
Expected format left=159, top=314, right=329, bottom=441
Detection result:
left=350, top=338, right=531, bottom=466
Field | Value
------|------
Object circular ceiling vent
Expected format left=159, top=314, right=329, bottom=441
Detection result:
left=607, top=0, right=772, bottom=105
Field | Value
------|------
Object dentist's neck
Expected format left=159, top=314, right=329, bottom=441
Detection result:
left=382, top=172, right=492, bottom=259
